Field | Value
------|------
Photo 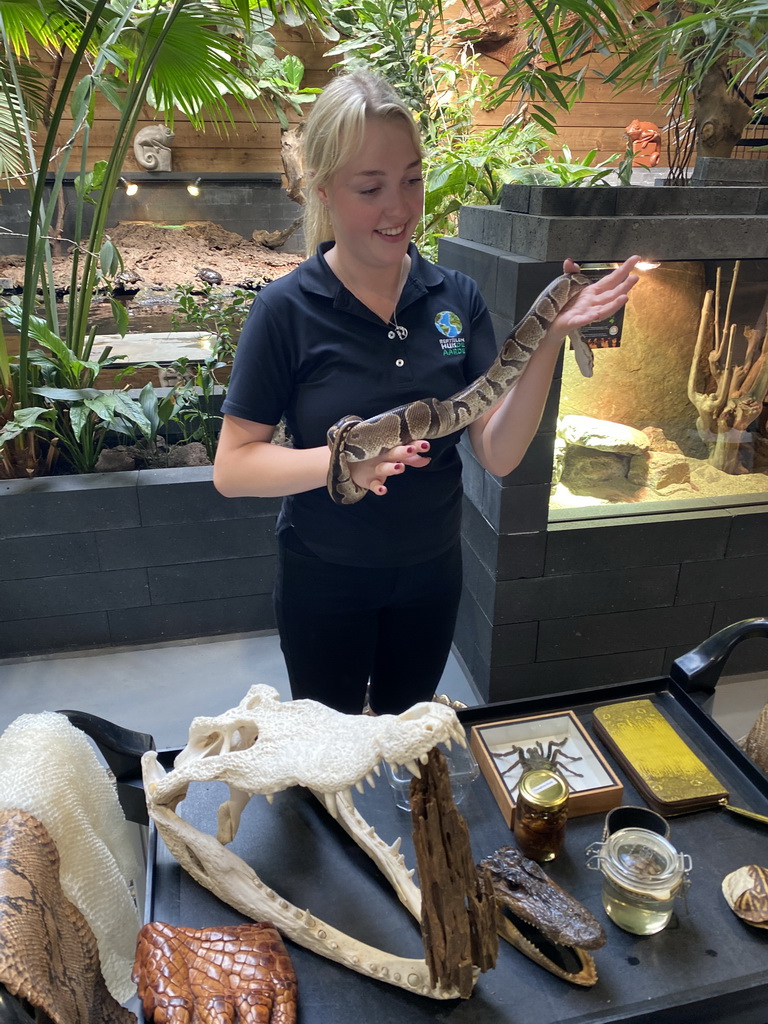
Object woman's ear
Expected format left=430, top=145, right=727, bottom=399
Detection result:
left=310, top=171, right=328, bottom=207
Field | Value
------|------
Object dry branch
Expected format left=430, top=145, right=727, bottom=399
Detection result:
left=688, top=262, right=768, bottom=473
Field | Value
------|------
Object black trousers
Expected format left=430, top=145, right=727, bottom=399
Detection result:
left=274, top=540, right=463, bottom=715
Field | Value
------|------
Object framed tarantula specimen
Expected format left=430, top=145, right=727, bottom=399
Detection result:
left=470, top=710, right=623, bottom=827
left=495, top=736, right=585, bottom=793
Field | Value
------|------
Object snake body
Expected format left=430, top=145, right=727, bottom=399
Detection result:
left=327, top=271, right=593, bottom=505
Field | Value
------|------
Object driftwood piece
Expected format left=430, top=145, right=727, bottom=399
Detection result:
left=252, top=125, right=305, bottom=251
left=688, top=260, right=768, bottom=473
left=695, top=62, right=754, bottom=159
left=0, top=808, right=135, bottom=1024
left=280, top=125, right=305, bottom=207
left=410, top=748, right=498, bottom=998
left=133, top=921, right=298, bottom=1023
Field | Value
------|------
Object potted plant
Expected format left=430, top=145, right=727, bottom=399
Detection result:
left=0, top=0, right=326, bottom=656
left=0, top=0, right=327, bottom=478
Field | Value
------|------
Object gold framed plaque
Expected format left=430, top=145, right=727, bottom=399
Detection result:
left=592, top=699, right=728, bottom=815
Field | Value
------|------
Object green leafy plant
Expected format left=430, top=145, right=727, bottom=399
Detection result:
left=171, top=355, right=227, bottom=463
left=171, top=283, right=252, bottom=363
left=109, top=379, right=183, bottom=466
left=0, top=304, right=152, bottom=473
left=168, top=281, right=251, bottom=460
left=484, top=0, right=768, bottom=177
left=0, top=0, right=329, bottom=479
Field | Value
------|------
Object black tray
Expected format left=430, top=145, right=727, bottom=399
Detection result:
left=144, top=671, right=768, bottom=1024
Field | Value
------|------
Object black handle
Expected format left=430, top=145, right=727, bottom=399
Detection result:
left=669, top=617, right=768, bottom=696
left=56, top=709, right=157, bottom=825
left=56, top=709, right=155, bottom=777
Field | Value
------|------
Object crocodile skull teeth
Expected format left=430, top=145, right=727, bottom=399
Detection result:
left=142, top=685, right=476, bottom=1000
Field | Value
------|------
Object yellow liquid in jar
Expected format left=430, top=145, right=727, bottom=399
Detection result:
left=602, top=875, right=675, bottom=935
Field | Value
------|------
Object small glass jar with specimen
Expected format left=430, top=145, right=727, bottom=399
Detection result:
left=514, top=768, right=569, bottom=862
left=586, top=826, right=691, bottom=935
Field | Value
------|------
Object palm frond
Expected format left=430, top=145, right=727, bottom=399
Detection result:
left=0, top=89, right=27, bottom=181
left=121, top=4, right=256, bottom=130
left=0, top=0, right=99, bottom=55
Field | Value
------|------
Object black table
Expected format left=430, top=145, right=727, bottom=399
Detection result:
left=145, top=675, right=768, bottom=1024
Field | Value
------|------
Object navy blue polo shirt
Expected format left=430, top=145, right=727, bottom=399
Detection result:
left=221, top=242, right=498, bottom=567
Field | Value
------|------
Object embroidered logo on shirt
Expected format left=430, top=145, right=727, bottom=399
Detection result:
left=435, top=311, right=462, bottom=337
left=435, top=311, right=466, bottom=355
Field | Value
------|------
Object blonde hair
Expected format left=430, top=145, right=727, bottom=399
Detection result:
left=302, top=71, right=424, bottom=256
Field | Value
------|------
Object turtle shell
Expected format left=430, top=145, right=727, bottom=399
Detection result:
left=722, top=864, right=768, bottom=927
left=195, top=267, right=222, bottom=285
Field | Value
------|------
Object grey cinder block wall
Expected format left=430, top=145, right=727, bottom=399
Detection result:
left=0, top=173, right=305, bottom=257
left=0, top=469, right=279, bottom=657
left=442, top=185, right=768, bottom=703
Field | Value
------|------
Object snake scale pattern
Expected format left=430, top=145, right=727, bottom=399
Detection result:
left=0, top=808, right=133, bottom=1024
left=326, top=271, right=592, bottom=504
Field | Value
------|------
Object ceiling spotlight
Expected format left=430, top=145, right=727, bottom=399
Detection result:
left=120, top=177, right=138, bottom=196
left=187, top=177, right=202, bottom=197
left=637, top=260, right=660, bottom=271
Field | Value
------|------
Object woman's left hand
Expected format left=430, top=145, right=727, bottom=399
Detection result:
left=553, top=254, right=640, bottom=335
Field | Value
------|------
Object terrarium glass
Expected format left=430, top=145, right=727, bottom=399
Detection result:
left=550, top=258, right=768, bottom=516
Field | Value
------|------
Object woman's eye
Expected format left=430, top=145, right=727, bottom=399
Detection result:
left=360, top=187, right=380, bottom=196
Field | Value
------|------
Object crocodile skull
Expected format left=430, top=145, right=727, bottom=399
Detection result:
left=142, top=685, right=474, bottom=1000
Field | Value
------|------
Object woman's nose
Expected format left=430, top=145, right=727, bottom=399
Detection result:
left=386, top=187, right=411, bottom=217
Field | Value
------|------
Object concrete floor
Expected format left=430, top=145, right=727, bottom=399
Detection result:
left=0, top=631, right=764, bottom=748
left=0, top=631, right=482, bottom=749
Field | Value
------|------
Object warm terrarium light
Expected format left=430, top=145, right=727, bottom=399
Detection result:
left=120, top=177, right=138, bottom=196
left=637, top=260, right=660, bottom=271
left=187, top=177, right=202, bottom=197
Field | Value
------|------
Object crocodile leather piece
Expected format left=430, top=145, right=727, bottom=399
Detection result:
left=133, top=921, right=298, bottom=1023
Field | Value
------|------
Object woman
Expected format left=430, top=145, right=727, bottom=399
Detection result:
left=214, top=71, right=639, bottom=715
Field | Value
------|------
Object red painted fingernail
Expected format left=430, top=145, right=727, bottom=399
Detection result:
left=406, top=446, right=415, bottom=454
left=378, top=486, right=385, bottom=494
left=420, top=442, right=430, bottom=450
left=394, top=463, right=403, bottom=470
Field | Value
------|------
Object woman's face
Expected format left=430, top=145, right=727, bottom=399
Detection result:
left=317, top=117, right=424, bottom=273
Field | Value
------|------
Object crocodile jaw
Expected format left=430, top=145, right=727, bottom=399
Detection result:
left=142, top=687, right=472, bottom=1000
left=496, top=910, right=598, bottom=987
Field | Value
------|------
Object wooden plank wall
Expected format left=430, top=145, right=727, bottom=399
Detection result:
left=31, top=31, right=667, bottom=177
left=34, top=25, right=335, bottom=176
left=473, top=54, right=669, bottom=163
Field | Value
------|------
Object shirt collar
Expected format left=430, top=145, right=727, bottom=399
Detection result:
left=296, top=241, right=445, bottom=303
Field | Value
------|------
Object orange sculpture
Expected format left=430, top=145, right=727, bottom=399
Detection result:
left=625, top=120, right=662, bottom=167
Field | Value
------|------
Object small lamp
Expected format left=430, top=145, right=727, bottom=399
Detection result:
left=637, top=260, right=660, bottom=271
left=187, top=177, right=202, bottom=197
left=120, top=177, right=138, bottom=196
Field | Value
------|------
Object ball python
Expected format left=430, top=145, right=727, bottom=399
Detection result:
left=326, top=270, right=593, bottom=505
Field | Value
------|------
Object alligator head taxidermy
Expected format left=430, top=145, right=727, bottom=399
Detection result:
left=142, top=685, right=497, bottom=1000
left=480, top=846, right=606, bottom=986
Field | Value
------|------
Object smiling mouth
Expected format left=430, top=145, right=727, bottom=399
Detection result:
left=377, top=225, right=406, bottom=237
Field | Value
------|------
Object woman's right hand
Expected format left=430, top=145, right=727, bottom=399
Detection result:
left=349, top=441, right=431, bottom=497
